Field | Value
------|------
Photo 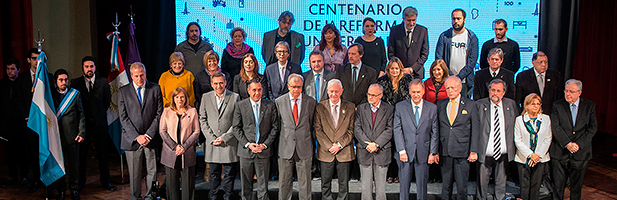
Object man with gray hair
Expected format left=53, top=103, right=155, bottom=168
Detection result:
left=387, top=6, right=429, bottom=79
left=354, top=83, right=394, bottom=200
left=262, top=11, right=306, bottom=65
left=314, top=79, right=356, bottom=200
left=264, top=41, right=303, bottom=100
left=473, top=47, right=515, bottom=100
left=276, top=73, right=316, bottom=200
left=472, top=78, right=518, bottom=200
left=394, top=79, right=439, bottom=200
left=550, top=79, right=597, bottom=200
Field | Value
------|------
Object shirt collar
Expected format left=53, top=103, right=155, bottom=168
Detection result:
left=216, top=90, right=226, bottom=99
left=492, top=100, right=503, bottom=108
left=351, top=61, right=362, bottom=69
left=133, top=82, right=145, bottom=91
left=251, top=98, right=261, bottom=107
left=493, top=37, right=508, bottom=43
left=490, top=68, right=501, bottom=75
left=85, top=74, right=96, bottom=84
left=405, top=25, right=415, bottom=33
left=278, top=61, right=288, bottom=69
left=450, top=95, right=461, bottom=104
left=58, top=88, right=68, bottom=94
left=370, top=101, right=381, bottom=111
left=412, top=99, right=423, bottom=107
left=329, top=99, right=341, bottom=108
left=571, top=98, right=580, bottom=108
left=289, top=93, right=302, bottom=102
left=533, top=68, right=546, bottom=77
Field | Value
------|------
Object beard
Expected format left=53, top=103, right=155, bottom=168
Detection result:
left=279, top=27, right=289, bottom=35
left=453, top=23, right=465, bottom=32
left=85, top=71, right=94, bottom=78
left=490, top=96, right=501, bottom=103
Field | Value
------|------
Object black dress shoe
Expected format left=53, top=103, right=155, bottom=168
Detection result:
left=70, top=190, right=80, bottom=200
left=58, top=191, right=66, bottom=200
left=102, top=183, right=116, bottom=191
left=28, top=181, right=40, bottom=193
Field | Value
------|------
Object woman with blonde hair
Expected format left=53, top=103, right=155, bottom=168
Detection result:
left=159, top=87, right=200, bottom=200
left=423, top=59, right=450, bottom=103
left=159, top=52, right=196, bottom=107
left=514, top=93, right=552, bottom=200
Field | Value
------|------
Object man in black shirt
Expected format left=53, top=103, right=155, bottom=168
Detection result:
left=262, top=11, right=305, bottom=66
left=480, top=19, right=521, bottom=73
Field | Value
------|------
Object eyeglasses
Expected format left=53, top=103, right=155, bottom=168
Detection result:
left=276, top=50, right=289, bottom=54
left=564, top=89, right=580, bottom=94
left=288, top=85, right=302, bottom=89
left=30, top=57, right=37, bottom=60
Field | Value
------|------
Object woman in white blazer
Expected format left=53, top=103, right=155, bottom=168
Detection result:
left=514, top=93, right=552, bottom=200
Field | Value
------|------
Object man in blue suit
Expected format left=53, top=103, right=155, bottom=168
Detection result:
left=264, top=41, right=302, bottom=100
left=393, top=79, right=439, bottom=200
left=437, top=76, right=478, bottom=200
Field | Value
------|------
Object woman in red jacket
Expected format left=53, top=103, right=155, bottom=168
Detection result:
left=423, top=59, right=449, bottom=104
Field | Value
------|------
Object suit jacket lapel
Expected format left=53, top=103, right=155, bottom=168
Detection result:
left=258, top=100, right=266, bottom=125
left=454, top=99, right=466, bottom=125
left=408, top=101, right=418, bottom=128
left=373, top=104, right=387, bottom=131
left=323, top=102, right=336, bottom=131
left=218, top=91, right=232, bottom=118
left=355, top=65, right=368, bottom=89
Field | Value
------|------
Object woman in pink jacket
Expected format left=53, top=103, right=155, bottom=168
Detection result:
left=159, top=87, right=200, bottom=200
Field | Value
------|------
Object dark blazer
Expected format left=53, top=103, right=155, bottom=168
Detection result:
left=264, top=62, right=302, bottom=100
left=302, top=69, right=335, bottom=103
left=232, top=75, right=268, bottom=100
left=376, top=74, right=413, bottom=106
left=473, top=68, right=515, bottom=100
left=393, top=100, right=439, bottom=164
left=472, top=98, right=518, bottom=163
left=515, top=68, right=564, bottom=115
left=276, top=93, right=316, bottom=160
left=262, top=29, right=305, bottom=65
left=70, top=76, right=111, bottom=133
left=118, top=82, right=164, bottom=151
left=18, top=71, right=53, bottom=113
left=53, top=89, right=86, bottom=145
left=193, top=69, right=231, bottom=109
left=232, top=98, right=279, bottom=159
left=550, top=98, right=597, bottom=161
left=335, top=63, right=377, bottom=105
left=354, top=102, right=394, bottom=166
left=437, top=96, right=478, bottom=158
left=387, top=23, right=429, bottom=79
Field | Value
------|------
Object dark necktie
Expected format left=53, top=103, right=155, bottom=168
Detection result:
left=493, top=105, right=502, bottom=160
left=352, top=66, right=358, bottom=93
left=406, top=30, right=412, bottom=45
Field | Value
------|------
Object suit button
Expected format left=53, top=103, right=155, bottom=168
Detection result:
left=450, top=127, right=453, bottom=130
left=218, top=130, right=221, bottom=133
left=573, top=132, right=575, bottom=134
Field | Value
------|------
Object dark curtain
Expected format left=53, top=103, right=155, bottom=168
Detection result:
left=0, top=0, right=33, bottom=78
left=538, top=0, right=580, bottom=78
left=93, top=0, right=176, bottom=82
left=572, top=0, right=617, bottom=136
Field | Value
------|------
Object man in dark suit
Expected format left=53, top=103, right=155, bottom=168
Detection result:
left=262, top=11, right=305, bottom=66
left=264, top=41, right=302, bottom=100
left=387, top=6, right=429, bottom=79
left=437, top=76, right=478, bottom=200
left=19, top=48, right=53, bottom=192
left=355, top=84, right=394, bottom=200
left=472, top=79, right=518, bottom=200
left=314, top=79, right=356, bottom=200
left=52, top=69, right=86, bottom=199
left=69, top=56, right=116, bottom=191
left=118, top=62, right=163, bottom=200
left=515, top=51, right=564, bottom=115
left=0, top=58, right=29, bottom=187
left=393, top=79, right=439, bottom=200
left=336, top=43, right=377, bottom=106
left=550, top=79, right=597, bottom=200
left=473, top=48, right=515, bottom=100
left=232, top=79, right=279, bottom=200
left=303, top=50, right=335, bottom=103
left=275, top=74, right=316, bottom=200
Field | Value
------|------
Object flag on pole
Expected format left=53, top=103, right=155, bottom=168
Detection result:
left=125, top=22, right=141, bottom=69
left=27, top=52, right=65, bottom=186
left=106, top=30, right=129, bottom=155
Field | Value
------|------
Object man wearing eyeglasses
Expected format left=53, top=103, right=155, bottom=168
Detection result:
left=264, top=41, right=302, bottom=101
left=262, top=11, right=305, bottom=66
left=354, top=83, right=394, bottom=200
left=515, top=51, right=564, bottom=115
left=550, top=79, right=597, bottom=200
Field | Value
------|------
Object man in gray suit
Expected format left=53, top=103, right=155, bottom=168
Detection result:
left=233, top=79, right=279, bottom=200
left=303, top=50, right=335, bottom=103
left=437, top=76, right=478, bottom=200
left=262, top=11, right=305, bottom=66
left=393, top=79, right=439, bottom=200
left=473, top=79, right=518, bottom=200
left=200, top=72, right=240, bottom=200
left=276, top=74, right=316, bottom=200
left=118, top=62, right=163, bottom=200
left=264, top=41, right=303, bottom=101
left=355, top=84, right=394, bottom=200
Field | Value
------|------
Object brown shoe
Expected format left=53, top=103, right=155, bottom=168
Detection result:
left=393, top=177, right=399, bottom=183
left=387, top=177, right=394, bottom=183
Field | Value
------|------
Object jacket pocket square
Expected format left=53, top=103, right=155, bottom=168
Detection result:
left=461, top=110, right=468, bottom=115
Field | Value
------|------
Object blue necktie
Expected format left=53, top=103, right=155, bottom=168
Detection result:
left=315, top=74, right=320, bottom=101
left=253, top=104, right=260, bottom=143
left=571, top=104, right=577, bottom=127
left=137, top=87, right=143, bottom=105
left=414, top=105, right=420, bottom=125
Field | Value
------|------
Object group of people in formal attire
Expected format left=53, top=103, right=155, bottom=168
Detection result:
left=0, top=6, right=597, bottom=200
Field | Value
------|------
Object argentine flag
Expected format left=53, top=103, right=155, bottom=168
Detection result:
left=27, top=52, right=65, bottom=186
